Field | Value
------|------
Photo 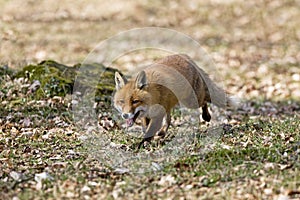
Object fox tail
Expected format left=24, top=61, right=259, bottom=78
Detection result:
left=186, top=56, right=239, bottom=109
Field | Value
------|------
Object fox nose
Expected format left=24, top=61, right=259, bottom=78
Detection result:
left=122, top=113, right=129, bottom=119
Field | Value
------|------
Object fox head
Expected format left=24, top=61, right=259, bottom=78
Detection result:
left=113, top=71, right=151, bottom=127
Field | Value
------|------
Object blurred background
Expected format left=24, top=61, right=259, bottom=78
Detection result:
left=1, top=0, right=300, bottom=99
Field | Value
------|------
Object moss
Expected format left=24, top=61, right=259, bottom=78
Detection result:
left=14, top=60, right=76, bottom=98
left=14, top=60, right=121, bottom=102
left=95, top=66, right=119, bottom=101
left=0, top=65, right=13, bottom=76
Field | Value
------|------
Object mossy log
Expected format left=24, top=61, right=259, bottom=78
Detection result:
left=14, top=60, right=121, bottom=103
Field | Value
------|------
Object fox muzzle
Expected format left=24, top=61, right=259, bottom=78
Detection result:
left=121, top=113, right=134, bottom=119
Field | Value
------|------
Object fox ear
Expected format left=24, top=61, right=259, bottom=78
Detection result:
left=135, top=71, right=147, bottom=89
left=115, top=72, right=127, bottom=90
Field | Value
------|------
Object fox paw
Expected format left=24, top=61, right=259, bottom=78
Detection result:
left=157, top=130, right=166, bottom=137
left=202, top=112, right=211, bottom=122
left=154, top=130, right=166, bottom=140
left=137, top=137, right=153, bottom=149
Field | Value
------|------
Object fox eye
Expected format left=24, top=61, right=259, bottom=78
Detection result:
left=132, top=99, right=140, bottom=104
left=118, top=100, right=124, bottom=104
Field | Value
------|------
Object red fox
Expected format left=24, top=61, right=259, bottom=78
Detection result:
left=113, top=54, right=237, bottom=148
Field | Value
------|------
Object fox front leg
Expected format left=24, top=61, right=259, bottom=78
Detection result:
left=138, top=115, right=164, bottom=149
left=157, top=112, right=171, bottom=137
left=138, top=105, right=166, bottom=149
left=141, top=117, right=150, bottom=132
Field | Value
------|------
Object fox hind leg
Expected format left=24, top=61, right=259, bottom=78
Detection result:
left=201, top=103, right=211, bottom=122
